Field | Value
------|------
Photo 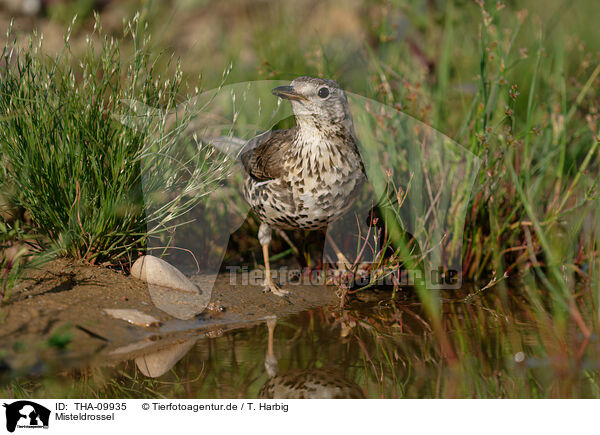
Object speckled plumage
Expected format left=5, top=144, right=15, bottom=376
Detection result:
left=258, top=368, right=366, bottom=399
left=217, top=76, right=368, bottom=295
left=240, top=77, right=365, bottom=232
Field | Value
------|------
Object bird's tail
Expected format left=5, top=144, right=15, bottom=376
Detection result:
left=204, top=135, right=247, bottom=159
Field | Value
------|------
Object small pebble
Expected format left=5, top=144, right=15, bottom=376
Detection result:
left=104, top=308, right=160, bottom=327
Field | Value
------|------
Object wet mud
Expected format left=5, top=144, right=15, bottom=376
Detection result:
left=0, top=259, right=339, bottom=375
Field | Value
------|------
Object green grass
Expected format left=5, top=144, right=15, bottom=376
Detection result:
left=147, top=0, right=600, bottom=289
left=0, top=0, right=599, bottom=398
left=0, top=14, right=229, bottom=275
left=2, top=1, right=597, bottom=286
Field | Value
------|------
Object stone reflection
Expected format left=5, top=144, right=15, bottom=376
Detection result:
left=135, top=340, right=197, bottom=378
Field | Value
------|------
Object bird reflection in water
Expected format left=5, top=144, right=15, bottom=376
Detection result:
left=258, top=316, right=365, bottom=399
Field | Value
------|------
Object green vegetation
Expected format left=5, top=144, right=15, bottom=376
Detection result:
left=0, top=0, right=599, bottom=398
left=46, top=325, right=73, bottom=350
left=0, top=221, right=28, bottom=303
left=0, top=15, right=228, bottom=280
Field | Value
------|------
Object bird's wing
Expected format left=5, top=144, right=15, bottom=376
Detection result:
left=240, top=127, right=296, bottom=182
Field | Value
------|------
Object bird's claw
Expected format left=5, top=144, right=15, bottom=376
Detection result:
left=263, top=279, right=290, bottom=297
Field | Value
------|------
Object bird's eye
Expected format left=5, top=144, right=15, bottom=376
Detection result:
left=317, top=87, right=330, bottom=98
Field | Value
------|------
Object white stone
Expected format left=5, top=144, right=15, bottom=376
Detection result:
left=131, top=255, right=200, bottom=294
left=131, top=255, right=209, bottom=319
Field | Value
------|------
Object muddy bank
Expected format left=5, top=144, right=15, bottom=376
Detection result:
left=0, top=259, right=339, bottom=376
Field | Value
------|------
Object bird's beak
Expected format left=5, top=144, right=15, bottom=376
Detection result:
left=272, top=85, right=307, bottom=102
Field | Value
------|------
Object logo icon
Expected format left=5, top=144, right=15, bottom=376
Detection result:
left=3, top=401, right=50, bottom=433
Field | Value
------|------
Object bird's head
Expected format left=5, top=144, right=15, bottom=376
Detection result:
left=272, top=77, right=352, bottom=125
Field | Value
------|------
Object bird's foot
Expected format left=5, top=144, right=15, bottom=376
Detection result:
left=263, top=279, right=290, bottom=297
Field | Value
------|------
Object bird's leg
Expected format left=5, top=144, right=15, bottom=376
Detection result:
left=259, top=223, right=289, bottom=296
left=264, top=316, right=278, bottom=377
left=324, top=230, right=352, bottom=270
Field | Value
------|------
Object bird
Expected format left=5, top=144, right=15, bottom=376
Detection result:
left=230, top=76, right=366, bottom=296
left=126, top=76, right=478, bottom=297
left=258, top=316, right=365, bottom=398
left=258, top=367, right=366, bottom=399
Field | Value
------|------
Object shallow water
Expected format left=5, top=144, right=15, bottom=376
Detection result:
left=3, top=286, right=599, bottom=399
